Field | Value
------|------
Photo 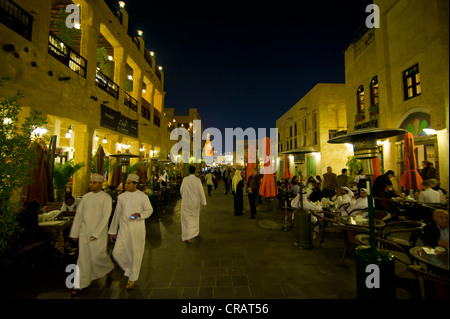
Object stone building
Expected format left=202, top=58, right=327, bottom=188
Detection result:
left=344, top=0, right=449, bottom=190
left=276, top=83, right=352, bottom=181
left=0, top=0, right=173, bottom=196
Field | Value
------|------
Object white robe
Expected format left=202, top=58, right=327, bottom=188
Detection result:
left=180, top=174, right=207, bottom=241
left=348, top=197, right=369, bottom=216
left=69, top=191, right=114, bottom=289
left=108, top=190, right=153, bottom=282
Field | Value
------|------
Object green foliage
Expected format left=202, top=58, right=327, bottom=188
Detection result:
left=346, top=155, right=362, bottom=182
left=97, top=47, right=114, bottom=79
left=0, top=76, right=47, bottom=255
left=53, top=159, right=85, bottom=201
left=52, top=8, right=81, bottom=48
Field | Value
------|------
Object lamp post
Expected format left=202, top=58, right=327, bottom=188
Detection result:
left=328, top=127, right=406, bottom=298
left=109, top=149, right=140, bottom=189
left=282, top=148, right=315, bottom=249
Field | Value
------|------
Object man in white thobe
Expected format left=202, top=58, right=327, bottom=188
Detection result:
left=69, top=173, right=114, bottom=296
left=180, top=166, right=207, bottom=243
left=108, top=174, right=153, bottom=289
left=347, top=188, right=373, bottom=216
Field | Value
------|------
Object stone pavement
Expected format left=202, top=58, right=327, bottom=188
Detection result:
left=6, top=182, right=417, bottom=302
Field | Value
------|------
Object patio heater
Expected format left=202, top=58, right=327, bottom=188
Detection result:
left=110, top=149, right=140, bottom=188
left=328, top=127, right=406, bottom=299
left=283, top=148, right=314, bottom=249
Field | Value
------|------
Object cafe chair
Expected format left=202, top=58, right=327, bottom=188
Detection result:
left=337, top=224, right=370, bottom=266
left=407, top=265, right=449, bottom=299
left=352, top=209, right=392, bottom=223
left=380, top=220, right=426, bottom=256
left=311, top=210, right=343, bottom=247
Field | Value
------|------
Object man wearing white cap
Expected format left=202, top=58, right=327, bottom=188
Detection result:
left=108, top=173, right=153, bottom=289
left=347, top=188, right=374, bottom=216
left=69, top=173, right=114, bottom=296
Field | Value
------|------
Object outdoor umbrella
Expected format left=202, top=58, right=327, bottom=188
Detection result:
left=399, top=132, right=423, bottom=191
left=94, top=144, right=105, bottom=174
left=259, top=137, right=278, bottom=198
left=138, top=154, right=147, bottom=184
left=23, top=141, right=50, bottom=206
left=283, top=154, right=293, bottom=180
left=110, top=157, right=123, bottom=188
left=245, top=144, right=257, bottom=182
left=371, top=156, right=382, bottom=182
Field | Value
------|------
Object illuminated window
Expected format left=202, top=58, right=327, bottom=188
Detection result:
left=370, top=76, right=379, bottom=106
left=403, top=64, right=421, bottom=100
left=357, top=85, right=365, bottom=114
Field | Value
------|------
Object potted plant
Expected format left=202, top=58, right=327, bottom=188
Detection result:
left=355, top=112, right=365, bottom=122
left=53, top=159, right=85, bottom=202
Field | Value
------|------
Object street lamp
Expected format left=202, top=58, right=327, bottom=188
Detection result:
left=110, top=149, right=140, bottom=189
left=328, top=127, right=406, bottom=298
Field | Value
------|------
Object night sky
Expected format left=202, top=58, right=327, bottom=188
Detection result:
left=123, top=0, right=373, bottom=144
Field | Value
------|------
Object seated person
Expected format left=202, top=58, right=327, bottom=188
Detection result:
left=428, top=179, right=447, bottom=203
left=57, top=195, right=81, bottom=218
left=418, top=180, right=441, bottom=204
left=347, top=188, right=373, bottom=216
left=323, top=187, right=354, bottom=215
left=287, top=180, right=301, bottom=197
left=420, top=209, right=449, bottom=248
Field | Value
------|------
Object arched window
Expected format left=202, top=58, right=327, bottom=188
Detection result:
left=370, top=76, right=379, bottom=107
left=357, top=85, right=365, bottom=113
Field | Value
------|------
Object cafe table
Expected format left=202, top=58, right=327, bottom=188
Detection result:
left=409, top=246, right=449, bottom=277
left=337, top=215, right=386, bottom=233
left=39, top=218, right=73, bottom=254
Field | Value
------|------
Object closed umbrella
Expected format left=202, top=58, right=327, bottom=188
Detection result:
left=399, top=132, right=423, bottom=191
left=259, top=137, right=278, bottom=199
left=138, top=154, right=147, bottom=185
left=23, top=142, right=50, bottom=206
left=94, top=144, right=105, bottom=174
left=245, top=144, right=257, bottom=182
left=110, top=157, right=123, bottom=188
left=371, top=156, right=382, bottom=182
left=283, top=154, right=293, bottom=180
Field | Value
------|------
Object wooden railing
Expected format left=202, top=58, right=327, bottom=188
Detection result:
left=124, top=92, right=137, bottom=111
left=95, top=69, right=119, bottom=99
left=48, top=31, right=87, bottom=78
left=141, top=98, right=151, bottom=121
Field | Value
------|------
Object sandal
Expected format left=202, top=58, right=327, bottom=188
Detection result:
left=126, top=280, right=135, bottom=290
left=71, top=287, right=88, bottom=297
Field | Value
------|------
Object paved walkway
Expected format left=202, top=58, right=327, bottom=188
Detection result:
left=7, top=181, right=417, bottom=301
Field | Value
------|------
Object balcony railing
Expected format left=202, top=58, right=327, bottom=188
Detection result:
left=144, top=49, right=153, bottom=68
left=95, top=69, right=119, bottom=99
left=141, top=98, right=151, bottom=121
left=131, top=36, right=140, bottom=51
left=104, top=0, right=123, bottom=24
left=155, top=67, right=162, bottom=81
left=0, top=0, right=33, bottom=41
left=124, top=92, right=137, bottom=112
left=48, top=31, right=87, bottom=78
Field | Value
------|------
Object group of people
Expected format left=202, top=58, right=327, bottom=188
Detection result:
left=68, top=173, right=153, bottom=295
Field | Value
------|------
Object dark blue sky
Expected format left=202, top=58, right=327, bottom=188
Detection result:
left=124, top=0, right=372, bottom=136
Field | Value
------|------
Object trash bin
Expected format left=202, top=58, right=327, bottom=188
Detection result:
left=293, top=208, right=312, bottom=249
left=355, top=245, right=396, bottom=299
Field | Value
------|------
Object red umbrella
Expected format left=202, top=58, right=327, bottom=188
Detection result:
left=23, top=142, right=50, bottom=206
left=283, top=154, right=293, bottom=180
left=246, top=144, right=257, bottom=182
left=94, top=144, right=105, bottom=174
left=259, top=137, right=278, bottom=198
left=399, top=132, right=423, bottom=191
left=371, top=156, right=382, bottom=182
left=138, top=154, right=147, bottom=184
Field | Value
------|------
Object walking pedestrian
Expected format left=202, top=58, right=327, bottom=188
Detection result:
left=69, top=173, right=114, bottom=296
left=108, top=174, right=153, bottom=290
left=232, top=169, right=244, bottom=216
left=247, top=168, right=260, bottom=219
left=180, top=166, right=207, bottom=243
left=205, top=170, right=214, bottom=195
left=223, top=166, right=231, bottom=194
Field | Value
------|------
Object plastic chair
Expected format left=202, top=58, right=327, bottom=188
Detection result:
left=311, top=210, right=343, bottom=247
left=408, top=265, right=449, bottom=299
